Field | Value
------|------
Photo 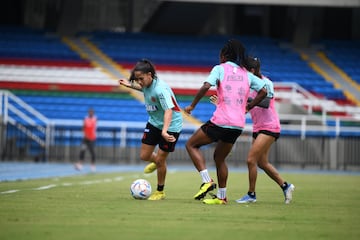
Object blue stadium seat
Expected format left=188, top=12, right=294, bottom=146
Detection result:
left=0, top=25, right=83, bottom=61
left=321, top=39, right=360, bottom=85
left=14, top=93, right=148, bottom=122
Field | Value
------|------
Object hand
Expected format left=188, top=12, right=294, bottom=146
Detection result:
left=209, top=95, right=218, bottom=105
left=162, top=132, right=176, bottom=142
left=184, top=105, right=194, bottom=114
left=119, top=79, right=131, bottom=88
left=246, top=104, right=251, bottom=113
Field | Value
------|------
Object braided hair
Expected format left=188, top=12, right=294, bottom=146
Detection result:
left=220, top=39, right=246, bottom=67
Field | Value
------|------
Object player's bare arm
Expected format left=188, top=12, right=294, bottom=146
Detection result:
left=246, top=87, right=267, bottom=112
left=118, top=78, right=142, bottom=91
left=162, top=109, right=176, bottom=142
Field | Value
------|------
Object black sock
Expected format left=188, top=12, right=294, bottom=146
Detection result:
left=248, top=192, right=256, bottom=198
left=281, top=182, right=288, bottom=191
left=157, top=184, right=164, bottom=192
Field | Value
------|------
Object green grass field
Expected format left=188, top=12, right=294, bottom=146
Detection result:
left=1, top=170, right=359, bottom=240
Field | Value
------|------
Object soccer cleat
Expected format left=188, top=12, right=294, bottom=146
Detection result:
left=74, top=162, right=83, bottom=171
left=90, top=164, right=96, bottom=172
left=235, top=194, right=257, bottom=204
left=203, top=194, right=227, bottom=205
left=144, top=162, right=157, bottom=174
left=193, top=181, right=217, bottom=200
left=148, top=191, right=166, bottom=200
left=283, top=183, right=295, bottom=204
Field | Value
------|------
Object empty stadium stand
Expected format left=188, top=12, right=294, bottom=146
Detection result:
left=321, top=39, right=360, bottom=85
left=1, top=26, right=359, bottom=167
left=0, top=26, right=83, bottom=61
left=87, top=31, right=342, bottom=99
left=1, top=26, right=359, bottom=118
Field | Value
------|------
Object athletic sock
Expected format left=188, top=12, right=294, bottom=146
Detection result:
left=248, top=192, right=256, bottom=198
left=217, top=188, right=227, bottom=199
left=199, top=169, right=212, bottom=183
left=157, top=184, right=164, bottom=192
left=281, top=182, right=288, bottom=191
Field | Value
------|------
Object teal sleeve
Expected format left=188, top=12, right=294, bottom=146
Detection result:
left=263, top=78, right=274, bottom=98
left=247, top=72, right=266, bottom=92
left=205, top=65, right=223, bottom=86
left=157, top=87, right=175, bottom=110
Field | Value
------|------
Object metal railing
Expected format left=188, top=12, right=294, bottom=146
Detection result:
left=1, top=89, right=360, bottom=170
left=0, top=90, right=51, bottom=160
left=275, top=82, right=360, bottom=117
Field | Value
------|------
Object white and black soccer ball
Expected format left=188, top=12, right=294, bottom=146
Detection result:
left=130, top=179, right=152, bottom=200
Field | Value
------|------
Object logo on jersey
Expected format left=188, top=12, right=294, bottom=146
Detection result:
left=227, top=74, right=243, bottom=81
left=146, top=104, right=158, bottom=112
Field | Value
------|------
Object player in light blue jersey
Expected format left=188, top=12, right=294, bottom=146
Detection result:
left=119, top=59, right=183, bottom=200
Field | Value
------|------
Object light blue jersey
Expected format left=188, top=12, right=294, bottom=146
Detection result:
left=142, top=78, right=182, bottom=133
left=248, top=75, right=274, bottom=98
left=261, top=76, right=274, bottom=98
left=206, top=61, right=265, bottom=93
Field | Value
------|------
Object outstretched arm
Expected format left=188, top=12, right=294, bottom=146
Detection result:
left=118, top=78, right=142, bottom=92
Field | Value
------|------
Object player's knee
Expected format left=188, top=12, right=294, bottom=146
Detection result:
left=185, top=141, right=196, bottom=152
left=258, top=162, right=266, bottom=170
left=140, top=152, right=151, bottom=161
left=246, top=155, right=257, bottom=166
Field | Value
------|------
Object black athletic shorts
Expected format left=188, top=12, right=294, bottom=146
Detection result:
left=201, top=121, right=242, bottom=144
left=253, top=130, right=280, bottom=141
left=142, top=122, right=180, bottom=152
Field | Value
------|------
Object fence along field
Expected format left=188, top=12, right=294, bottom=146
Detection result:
left=1, top=89, right=360, bottom=170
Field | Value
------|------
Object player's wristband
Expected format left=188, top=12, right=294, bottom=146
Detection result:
left=247, top=97, right=271, bottom=108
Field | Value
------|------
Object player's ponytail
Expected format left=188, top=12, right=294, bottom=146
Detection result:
left=128, top=70, right=135, bottom=82
left=133, top=58, right=157, bottom=79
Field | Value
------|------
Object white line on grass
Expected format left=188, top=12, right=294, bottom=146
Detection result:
left=62, top=182, right=73, bottom=186
left=33, top=184, right=57, bottom=190
left=1, top=189, right=20, bottom=194
left=0, top=175, right=129, bottom=195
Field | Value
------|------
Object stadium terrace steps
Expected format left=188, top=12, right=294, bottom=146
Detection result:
left=0, top=64, right=117, bottom=85
left=86, top=31, right=353, bottom=102
left=0, top=26, right=359, bottom=120
left=321, top=39, right=360, bottom=85
left=0, top=58, right=92, bottom=67
left=11, top=91, right=148, bottom=122
left=0, top=25, right=82, bottom=60
left=8, top=90, right=215, bottom=124
left=0, top=25, right=355, bottom=103
left=297, top=46, right=360, bottom=105
left=0, top=81, right=120, bottom=93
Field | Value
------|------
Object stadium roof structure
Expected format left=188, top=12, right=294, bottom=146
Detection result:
left=165, top=0, right=360, bottom=7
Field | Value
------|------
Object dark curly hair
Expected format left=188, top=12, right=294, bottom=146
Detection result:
left=220, top=39, right=246, bottom=67
left=244, top=56, right=261, bottom=78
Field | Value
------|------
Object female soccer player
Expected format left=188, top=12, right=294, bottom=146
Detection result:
left=119, top=59, right=183, bottom=200
left=184, top=39, right=267, bottom=204
left=235, top=57, right=295, bottom=204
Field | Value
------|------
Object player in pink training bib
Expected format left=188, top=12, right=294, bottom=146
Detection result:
left=236, top=57, right=295, bottom=204
left=184, top=39, right=267, bottom=204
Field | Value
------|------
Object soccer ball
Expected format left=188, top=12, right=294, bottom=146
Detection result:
left=130, top=179, right=152, bottom=200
